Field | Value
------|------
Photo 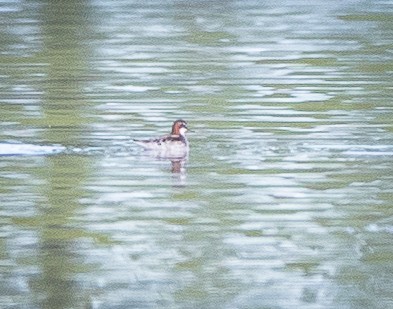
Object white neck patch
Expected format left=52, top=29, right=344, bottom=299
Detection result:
left=179, top=127, right=187, bottom=136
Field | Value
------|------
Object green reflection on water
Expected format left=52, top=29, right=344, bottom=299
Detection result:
left=0, top=0, right=393, bottom=308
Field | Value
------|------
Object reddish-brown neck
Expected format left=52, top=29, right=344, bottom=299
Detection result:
left=171, top=122, right=181, bottom=135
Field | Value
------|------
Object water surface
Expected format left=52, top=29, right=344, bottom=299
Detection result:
left=1, top=0, right=393, bottom=308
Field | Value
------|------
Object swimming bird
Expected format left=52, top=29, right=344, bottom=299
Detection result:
left=132, top=119, right=190, bottom=158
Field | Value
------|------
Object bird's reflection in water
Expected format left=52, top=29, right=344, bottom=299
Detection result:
left=170, top=157, right=187, bottom=187
left=140, top=149, right=188, bottom=187
left=171, top=158, right=185, bottom=173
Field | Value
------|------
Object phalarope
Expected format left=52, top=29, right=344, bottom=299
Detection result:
left=133, top=119, right=190, bottom=157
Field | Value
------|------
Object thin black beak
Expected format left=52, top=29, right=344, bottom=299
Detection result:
left=182, top=124, right=193, bottom=132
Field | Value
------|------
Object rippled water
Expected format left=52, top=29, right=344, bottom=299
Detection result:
left=1, top=0, right=393, bottom=308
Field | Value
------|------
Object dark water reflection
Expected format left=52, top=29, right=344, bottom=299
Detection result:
left=1, top=0, right=393, bottom=308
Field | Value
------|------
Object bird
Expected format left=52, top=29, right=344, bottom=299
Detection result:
left=132, top=119, right=190, bottom=158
